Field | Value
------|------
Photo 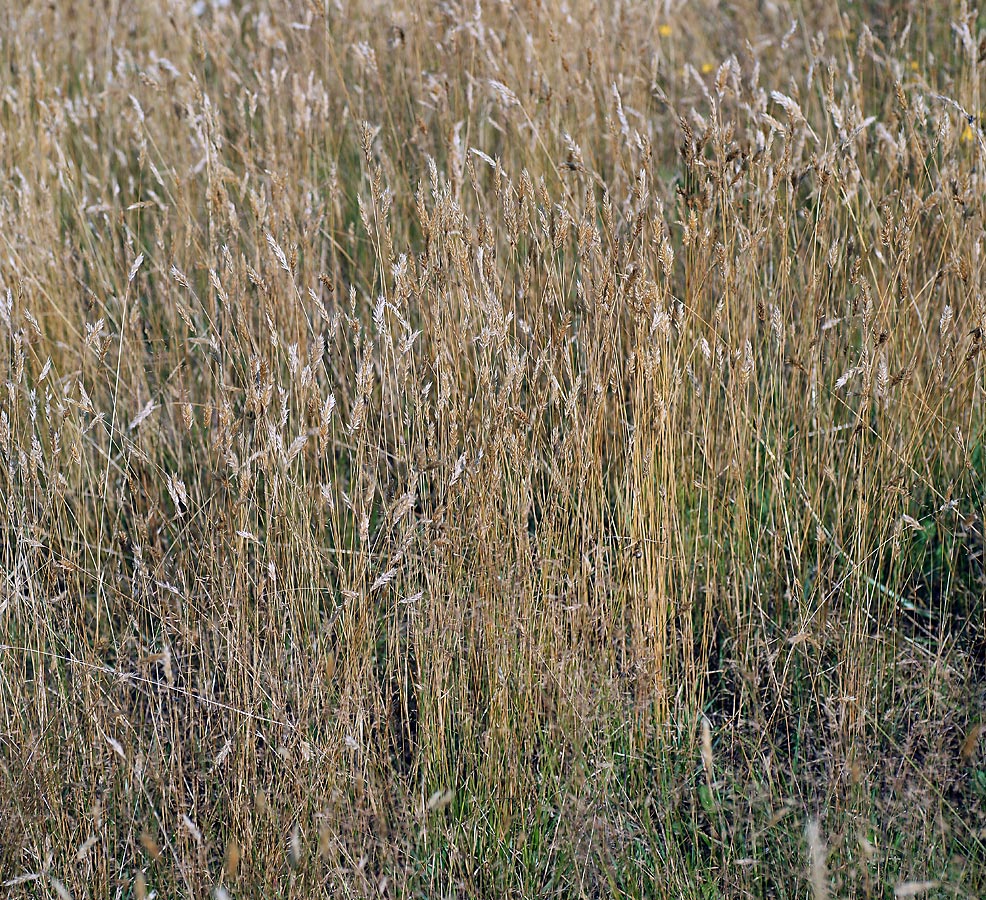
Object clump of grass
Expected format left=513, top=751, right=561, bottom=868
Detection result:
left=1, top=0, right=985, bottom=896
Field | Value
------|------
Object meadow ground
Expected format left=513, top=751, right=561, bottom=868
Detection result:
left=1, top=0, right=985, bottom=896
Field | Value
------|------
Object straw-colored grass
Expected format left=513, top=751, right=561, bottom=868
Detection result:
left=1, top=1, right=985, bottom=896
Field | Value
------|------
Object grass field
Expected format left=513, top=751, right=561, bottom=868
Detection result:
left=1, top=0, right=985, bottom=896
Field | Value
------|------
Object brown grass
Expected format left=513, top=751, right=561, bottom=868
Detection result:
left=1, top=0, right=985, bottom=896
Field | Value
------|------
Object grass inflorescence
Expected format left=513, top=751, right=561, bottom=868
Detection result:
left=1, top=1, right=985, bottom=896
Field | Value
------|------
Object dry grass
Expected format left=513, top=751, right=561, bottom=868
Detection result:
left=1, top=0, right=985, bottom=896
